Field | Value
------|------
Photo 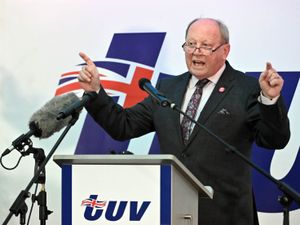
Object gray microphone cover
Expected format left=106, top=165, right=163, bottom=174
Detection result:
left=29, top=92, right=80, bottom=138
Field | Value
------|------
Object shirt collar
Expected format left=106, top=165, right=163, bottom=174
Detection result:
left=189, top=63, right=226, bottom=88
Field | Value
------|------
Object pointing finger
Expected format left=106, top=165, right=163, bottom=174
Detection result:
left=266, top=62, right=273, bottom=71
left=79, top=52, right=94, bottom=66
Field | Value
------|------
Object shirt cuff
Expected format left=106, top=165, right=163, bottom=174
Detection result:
left=258, top=91, right=280, bottom=105
left=84, top=87, right=101, bottom=95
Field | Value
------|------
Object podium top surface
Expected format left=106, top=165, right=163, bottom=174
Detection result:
left=53, top=154, right=213, bottom=198
left=54, top=154, right=183, bottom=166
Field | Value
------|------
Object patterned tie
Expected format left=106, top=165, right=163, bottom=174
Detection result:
left=181, top=79, right=209, bottom=145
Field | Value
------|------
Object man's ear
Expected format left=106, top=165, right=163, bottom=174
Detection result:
left=223, top=43, right=230, bottom=60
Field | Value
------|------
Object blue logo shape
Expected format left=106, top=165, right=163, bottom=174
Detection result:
left=74, top=32, right=169, bottom=155
left=83, top=195, right=151, bottom=221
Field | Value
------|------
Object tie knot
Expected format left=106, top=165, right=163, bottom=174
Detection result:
left=196, top=79, right=209, bottom=89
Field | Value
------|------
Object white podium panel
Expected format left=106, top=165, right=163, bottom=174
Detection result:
left=54, top=155, right=213, bottom=225
left=72, top=165, right=160, bottom=224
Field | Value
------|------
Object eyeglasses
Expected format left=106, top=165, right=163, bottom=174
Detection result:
left=182, top=42, right=226, bottom=55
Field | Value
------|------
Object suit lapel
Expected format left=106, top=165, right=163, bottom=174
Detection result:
left=199, top=69, right=235, bottom=124
left=185, top=62, right=236, bottom=147
left=167, top=72, right=191, bottom=146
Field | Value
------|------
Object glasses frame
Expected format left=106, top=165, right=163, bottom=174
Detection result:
left=182, top=42, right=227, bottom=55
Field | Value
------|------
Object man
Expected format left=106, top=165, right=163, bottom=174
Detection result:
left=78, top=18, right=290, bottom=225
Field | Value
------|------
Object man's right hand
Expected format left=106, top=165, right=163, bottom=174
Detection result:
left=78, top=52, right=101, bottom=92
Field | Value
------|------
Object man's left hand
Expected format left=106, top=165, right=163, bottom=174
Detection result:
left=259, top=62, right=284, bottom=99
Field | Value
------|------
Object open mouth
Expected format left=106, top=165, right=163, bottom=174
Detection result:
left=192, top=60, right=205, bottom=67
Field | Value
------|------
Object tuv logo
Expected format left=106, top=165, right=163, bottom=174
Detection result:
left=82, top=195, right=151, bottom=222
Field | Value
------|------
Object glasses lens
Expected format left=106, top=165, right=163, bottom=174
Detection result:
left=187, top=46, right=194, bottom=53
left=183, top=44, right=195, bottom=53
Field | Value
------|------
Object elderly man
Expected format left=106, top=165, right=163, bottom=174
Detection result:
left=78, top=18, right=290, bottom=225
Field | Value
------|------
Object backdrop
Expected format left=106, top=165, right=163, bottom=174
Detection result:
left=1, top=0, right=299, bottom=224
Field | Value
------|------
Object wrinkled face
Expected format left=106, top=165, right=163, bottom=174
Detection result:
left=184, top=19, right=230, bottom=79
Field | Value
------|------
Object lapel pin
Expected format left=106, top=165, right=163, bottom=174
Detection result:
left=218, top=87, right=225, bottom=93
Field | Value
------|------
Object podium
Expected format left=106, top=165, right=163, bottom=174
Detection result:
left=54, top=154, right=213, bottom=225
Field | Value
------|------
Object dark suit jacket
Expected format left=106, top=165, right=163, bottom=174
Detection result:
left=85, top=61, right=290, bottom=225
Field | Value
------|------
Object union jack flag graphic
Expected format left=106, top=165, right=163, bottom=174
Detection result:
left=81, top=198, right=107, bottom=208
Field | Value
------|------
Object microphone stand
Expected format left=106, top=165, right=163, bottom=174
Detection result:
left=28, top=147, right=53, bottom=225
left=2, top=112, right=80, bottom=225
left=164, top=101, right=300, bottom=225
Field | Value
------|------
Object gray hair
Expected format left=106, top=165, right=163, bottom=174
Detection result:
left=185, top=18, right=230, bottom=43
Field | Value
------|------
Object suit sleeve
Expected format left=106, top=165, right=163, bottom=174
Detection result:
left=247, top=89, right=290, bottom=149
left=84, top=87, right=156, bottom=141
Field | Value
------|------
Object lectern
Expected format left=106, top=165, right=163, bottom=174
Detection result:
left=54, top=154, right=213, bottom=225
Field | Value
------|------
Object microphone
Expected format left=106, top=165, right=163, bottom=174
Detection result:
left=57, top=92, right=97, bottom=120
left=30, top=92, right=80, bottom=137
left=138, top=78, right=172, bottom=107
left=2, top=93, right=80, bottom=157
